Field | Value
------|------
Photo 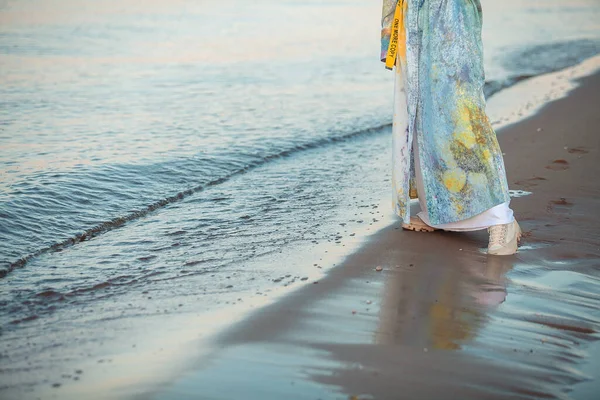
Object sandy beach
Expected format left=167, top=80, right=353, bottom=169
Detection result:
left=1, top=2, right=600, bottom=398
left=152, top=71, right=600, bottom=399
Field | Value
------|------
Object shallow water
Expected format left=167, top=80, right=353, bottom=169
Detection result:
left=1, top=0, right=600, bottom=394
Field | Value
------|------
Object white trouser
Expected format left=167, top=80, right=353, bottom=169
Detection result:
left=413, top=133, right=514, bottom=232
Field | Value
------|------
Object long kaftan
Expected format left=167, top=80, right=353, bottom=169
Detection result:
left=383, top=0, right=511, bottom=225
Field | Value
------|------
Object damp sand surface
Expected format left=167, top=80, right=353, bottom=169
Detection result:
left=154, top=72, right=600, bottom=400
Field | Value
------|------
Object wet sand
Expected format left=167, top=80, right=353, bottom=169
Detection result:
left=156, top=71, right=600, bottom=399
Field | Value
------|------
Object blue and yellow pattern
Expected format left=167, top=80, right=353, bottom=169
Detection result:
left=383, top=0, right=510, bottom=225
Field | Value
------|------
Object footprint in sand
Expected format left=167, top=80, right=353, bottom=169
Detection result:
left=566, top=147, right=589, bottom=155
left=545, top=159, right=569, bottom=171
left=546, top=197, right=573, bottom=214
left=514, top=176, right=547, bottom=189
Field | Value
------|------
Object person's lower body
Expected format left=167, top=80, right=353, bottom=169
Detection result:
left=391, top=0, right=521, bottom=255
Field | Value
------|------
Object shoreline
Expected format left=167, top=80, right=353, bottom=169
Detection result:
left=154, top=68, right=600, bottom=398
left=2, top=57, right=600, bottom=400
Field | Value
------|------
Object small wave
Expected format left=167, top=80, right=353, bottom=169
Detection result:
left=501, top=39, right=600, bottom=79
left=35, top=290, right=63, bottom=298
left=9, top=315, right=40, bottom=325
left=484, top=74, right=536, bottom=99
left=484, top=39, right=600, bottom=99
left=2, top=123, right=390, bottom=277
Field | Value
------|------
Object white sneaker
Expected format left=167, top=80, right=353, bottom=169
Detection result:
left=487, top=220, right=522, bottom=256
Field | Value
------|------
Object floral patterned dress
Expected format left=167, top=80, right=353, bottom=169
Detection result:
left=382, top=0, right=510, bottom=225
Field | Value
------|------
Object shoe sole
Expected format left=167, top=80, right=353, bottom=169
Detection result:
left=487, top=222, right=522, bottom=256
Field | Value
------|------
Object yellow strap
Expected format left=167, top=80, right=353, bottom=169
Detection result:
left=385, top=0, right=405, bottom=70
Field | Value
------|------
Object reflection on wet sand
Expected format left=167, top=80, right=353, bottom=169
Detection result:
left=307, top=227, right=598, bottom=400
left=376, top=250, right=514, bottom=351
